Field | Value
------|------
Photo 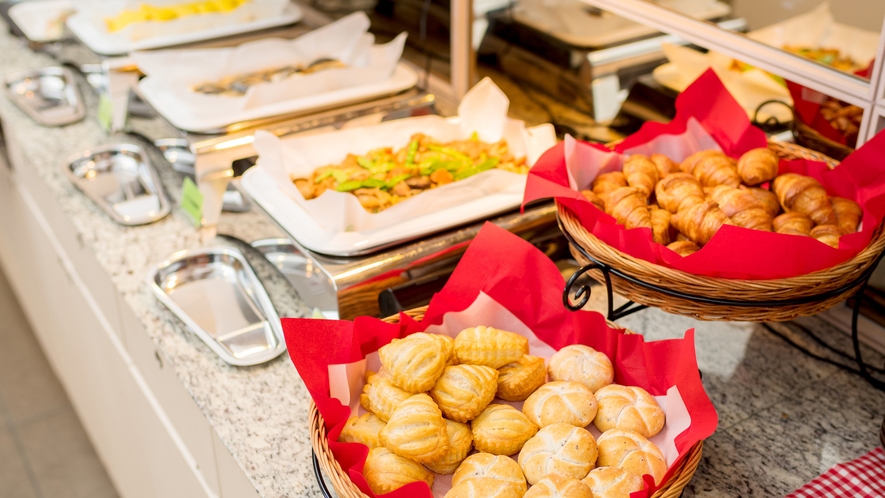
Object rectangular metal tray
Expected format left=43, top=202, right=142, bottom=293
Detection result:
left=148, top=247, right=286, bottom=366
left=5, top=66, right=85, bottom=126
left=251, top=238, right=338, bottom=319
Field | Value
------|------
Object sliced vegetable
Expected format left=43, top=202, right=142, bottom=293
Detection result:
left=453, top=157, right=499, bottom=181
left=335, top=180, right=364, bottom=192
left=386, top=174, right=413, bottom=189
left=331, top=169, right=349, bottom=184
left=427, top=144, right=471, bottom=162
left=405, top=140, right=419, bottom=167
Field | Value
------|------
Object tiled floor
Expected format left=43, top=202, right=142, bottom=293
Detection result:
left=0, top=270, right=119, bottom=498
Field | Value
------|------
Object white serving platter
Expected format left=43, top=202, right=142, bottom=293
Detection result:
left=8, top=0, right=76, bottom=43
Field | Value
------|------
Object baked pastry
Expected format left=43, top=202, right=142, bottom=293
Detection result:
left=772, top=212, right=813, bottom=235
left=593, top=385, right=665, bottom=438
left=522, top=381, right=598, bottom=428
left=745, top=186, right=781, bottom=217
left=452, top=452, right=528, bottom=497
left=363, top=447, right=435, bottom=494
left=518, top=423, right=598, bottom=485
left=338, top=412, right=386, bottom=449
left=360, top=373, right=413, bottom=422
left=649, top=205, right=672, bottom=245
left=430, top=364, right=499, bottom=422
left=379, top=393, right=449, bottom=464
left=707, top=185, right=772, bottom=231
left=671, top=200, right=732, bottom=245
left=425, top=419, right=474, bottom=474
left=581, top=190, right=605, bottom=211
left=581, top=467, right=645, bottom=498
left=772, top=173, right=837, bottom=226
left=445, top=479, right=521, bottom=498
left=455, top=326, right=529, bottom=369
left=605, top=187, right=652, bottom=230
left=591, top=172, right=627, bottom=203
left=650, top=153, right=680, bottom=178
left=379, top=332, right=449, bottom=393
left=737, top=148, right=779, bottom=186
left=596, top=429, right=667, bottom=486
left=831, top=196, right=861, bottom=234
left=523, top=473, right=593, bottom=498
left=497, top=355, right=547, bottom=401
left=811, top=224, right=843, bottom=248
left=548, top=344, right=614, bottom=393
left=472, top=404, right=539, bottom=455
left=667, top=240, right=699, bottom=257
left=623, top=155, right=660, bottom=197
left=681, top=150, right=741, bottom=188
left=655, top=173, right=705, bottom=214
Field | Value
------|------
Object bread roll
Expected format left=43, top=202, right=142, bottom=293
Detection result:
left=360, top=373, right=413, bottom=422
left=518, top=424, right=598, bottom=485
left=497, top=355, right=547, bottom=401
left=594, top=385, right=665, bottom=438
left=548, top=345, right=614, bottom=393
left=472, top=404, right=539, bottom=456
left=363, top=447, right=434, bottom=494
left=379, top=393, right=449, bottom=464
left=581, top=467, right=645, bottom=498
left=424, top=419, right=474, bottom=474
left=596, top=429, right=667, bottom=485
left=430, top=364, right=499, bottom=422
left=522, top=381, right=598, bottom=428
left=445, top=479, right=521, bottom=498
left=338, top=412, right=386, bottom=448
left=452, top=453, right=528, bottom=497
left=523, top=473, right=593, bottom=498
left=379, top=332, right=449, bottom=393
left=455, top=326, right=530, bottom=368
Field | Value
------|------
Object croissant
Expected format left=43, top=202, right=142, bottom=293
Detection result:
left=605, top=187, right=652, bottom=230
left=737, top=148, right=779, bottom=185
left=811, top=224, right=843, bottom=248
left=591, top=172, right=627, bottom=203
left=772, top=173, right=837, bottom=225
left=667, top=240, right=699, bottom=256
left=830, top=197, right=861, bottom=234
left=623, top=155, right=659, bottom=197
left=744, top=187, right=780, bottom=217
left=650, top=153, right=680, bottom=177
left=682, top=150, right=741, bottom=188
left=708, top=185, right=772, bottom=231
left=772, top=212, right=813, bottom=235
left=672, top=200, right=732, bottom=245
left=649, top=205, right=672, bottom=245
left=655, top=173, right=705, bottom=214
left=580, top=190, right=605, bottom=211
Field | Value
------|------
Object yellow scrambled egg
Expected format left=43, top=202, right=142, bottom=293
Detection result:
left=105, top=0, right=250, bottom=32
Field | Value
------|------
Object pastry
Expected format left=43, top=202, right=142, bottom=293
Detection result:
left=518, top=423, right=598, bottom=485
left=745, top=187, right=781, bottom=217
left=548, top=344, right=614, bottom=393
left=681, top=150, right=741, bottom=188
left=623, top=155, right=660, bottom=197
left=737, top=148, right=779, bottom=186
left=497, top=355, right=547, bottom=401
left=772, top=173, right=837, bottom=226
left=430, top=364, right=499, bottom=422
left=604, top=187, right=652, bottom=230
left=581, top=190, right=605, bottom=211
left=472, top=404, right=539, bottom=455
left=591, top=172, right=627, bottom=203
left=596, top=429, right=667, bottom=486
left=523, top=473, right=593, bottom=498
left=667, top=240, right=699, bottom=256
left=581, top=467, right=645, bottom=498
left=425, top=419, right=474, bottom=474
left=707, top=185, right=772, bottom=231
left=522, top=381, right=598, bottom=428
left=650, top=153, right=680, bottom=178
left=671, top=200, right=732, bottom=245
left=379, top=332, right=449, bottom=393
left=811, top=224, right=843, bottom=248
left=649, top=205, right=672, bottom=245
left=773, top=212, right=813, bottom=235
left=445, top=479, right=521, bottom=498
left=360, top=373, right=413, bottom=422
left=831, top=196, right=861, bottom=234
left=338, top=412, right=386, bottom=448
left=379, top=393, right=449, bottom=464
left=419, top=332, right=457, bottom=366
left=452, top=452, right=528, bottom=497
left=363, top=447, right=435, bottom=494
left=655, top=173, right=705, bottom=214
left=593, top=385, right=665, bottom=438
left=455, top=326, right=529, bottom=369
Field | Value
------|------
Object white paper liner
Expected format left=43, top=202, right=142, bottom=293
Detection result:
left=252, top=78, right=557, bottom=234
left=327, top=291, right=693, bottom=497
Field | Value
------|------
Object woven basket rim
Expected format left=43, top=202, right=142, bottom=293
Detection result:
left=308, top=306, right=705, bottom=498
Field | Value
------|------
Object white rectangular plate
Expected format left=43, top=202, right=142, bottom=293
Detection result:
left=9, top=0, right=75, bottom=43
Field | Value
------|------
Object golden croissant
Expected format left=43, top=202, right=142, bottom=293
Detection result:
left=737, top=148, right=779, bottom=186
left=623, top=155, right=659, bottom=197
left=708, top=185, right=772, bottom=231
left=831, top=196, right=861, bottom=234
left=681, top=150, right=741, bottom=188
left=772, top=212, right=813, bottom=235
left=811, top=224, right=843, bottom=248
left=744, top=186, right=781, bottom=217
left=772, top=173, right=837, bottom=226
left=581, top=190, right=605, bottom=211
left=655, top=173, right=705, bottom=214
left=667, top=240, right=699, bottom=256
left=649, top=205, right=672, bottom=245
left=591, top=172, right=627, bottom=204
left=671, top=200, right=732, bottom=245
left=605, top=186, right=652, bottom=230
left=650, top=153, right=680, bottom=178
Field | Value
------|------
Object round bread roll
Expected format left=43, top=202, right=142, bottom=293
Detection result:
left=452, top=453, right=528, bottom=497
left=524, top=473, right=593, bottom=498
left=594, top=385, right=665, bottom=438
left=548, top=345, right=614, bottom=393
left=517, top=423, right=598, bottom=485
left=472, top=404, right=539, bottom=456
left=363, top=447, right=434, bottom=494
left=445, top=479, right=521, bottom=498
left=582, top=467, right=645, bottom=498
left=522, top=381, right=598, bottom=428
left=596, top=429, right=667, bottom=486
left=424, top=419, right=474, bottom=474
left=430, top=364, right=499, bottom=422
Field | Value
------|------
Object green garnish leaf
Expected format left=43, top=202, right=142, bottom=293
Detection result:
left=386, top=174, right=412, bottom=189
left=335, top=180, right=364, bottom=192
left=331, top=170, right=349, bottom=184
left=314, top=169, right=334, bottom=183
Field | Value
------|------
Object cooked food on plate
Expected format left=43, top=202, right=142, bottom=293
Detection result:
left=783, top=45, right=860, bottom=72
left=291, top=133, right=528, bottom=213
left=105, top=0, right=251, bottom=33
left=192, top=58, right=346, bottom=96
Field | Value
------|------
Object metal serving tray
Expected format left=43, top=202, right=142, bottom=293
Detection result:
left=4, top=66, right=84, bottom=126
left=66, top=143, right=171, bottom=226
left=251, top=238, right=338, bottom=319
left=148, top=247, right=286, bottom=366
left=154, top=138, right=250, bottom=213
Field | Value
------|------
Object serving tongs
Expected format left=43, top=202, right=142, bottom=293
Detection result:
left=65, top=143, right=171, bottom=226
left=4, top=66, right=85, bottom=126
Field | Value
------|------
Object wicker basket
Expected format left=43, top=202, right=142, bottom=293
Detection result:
left=309, top=306, right=705, bottom=498
left=559, top=141, right=885, bottom=322
left=793, top=112, right=854, bottom=161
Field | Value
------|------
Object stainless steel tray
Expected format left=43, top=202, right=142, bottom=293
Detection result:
left=148, top=247, right=286, bottom=366
left=251, top=238, right=338, bottom=319
left=66, top=143, right=171, bottom=226
left=4, top=66, right=85, bottom=126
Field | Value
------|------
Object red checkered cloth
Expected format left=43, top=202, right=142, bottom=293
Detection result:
left=786, top=447, right=885, bottom=498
